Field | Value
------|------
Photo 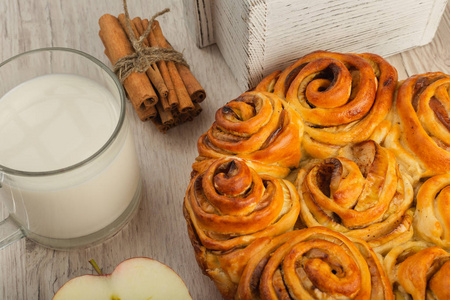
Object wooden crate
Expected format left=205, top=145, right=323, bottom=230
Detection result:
left=183, top=0, right=448, bottom=91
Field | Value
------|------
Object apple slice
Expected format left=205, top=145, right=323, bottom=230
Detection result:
left=52, top=257, right=192, bottom=300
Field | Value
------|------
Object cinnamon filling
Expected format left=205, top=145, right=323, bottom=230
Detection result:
left=260, top=110, right=286, bottom=150
left=249, top=257, right=269, bottom=295
left=285, top=63, right=307, bottom=92
left=412, top=77, right=432, bottom=111
left=429, top=96, right=450, bottom=131
left=221, top=106, right=241, bottom=120
left=412, top=76, right=444, bottom=111
left=204, top=135, right=235, bottom=155
left=352, top=141, right=376, bottom=178
left=315, top=158, right=343, bottom=198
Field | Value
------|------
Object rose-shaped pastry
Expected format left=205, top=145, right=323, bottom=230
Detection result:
left=384, top=241, right=450, bottom=300
left=184, top=158, right=300, bottom=299
left=385, top=72, right=450, bottom=183
left=193, top=91, right=304, bottom=178
left=295, top=140, right=414, bottom=254
left=236, top=227, right=393, bottom=299
left=256, top=51, right=397, bottom=158
left=414, top=174, right=450, bottom=250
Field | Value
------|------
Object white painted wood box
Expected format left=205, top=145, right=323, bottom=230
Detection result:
left=183, top=0, right=448, bottom=91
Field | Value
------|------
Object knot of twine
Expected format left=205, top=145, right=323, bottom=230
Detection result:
left=114, top=0, right=189, bottom=83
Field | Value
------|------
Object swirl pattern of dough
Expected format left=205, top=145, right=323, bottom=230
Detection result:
left=184, top=158, right=300, bottom=299
left=385, top=72, right=450, bottom=181
left=296, top=140, right=414, bottom=254
left=414, top=174, right=450, bottom=250
left=236, top=227, right=393, bottom=299
left=384, top=241, right=450, bottom=300
left=183, top=50, right=450, bottom=299
left=256, top=50, right=397, bottom=158
left=193, top=91, right=303, bottom=178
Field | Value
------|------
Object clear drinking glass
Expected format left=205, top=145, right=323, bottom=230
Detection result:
left=0, top=48, right=142, bottom=250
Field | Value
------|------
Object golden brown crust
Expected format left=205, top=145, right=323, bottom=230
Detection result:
left=428, top=260, right=450, bottom=299
left=390, top=72, right=450, bottom=179
left=183, top=202, right=209, bottom=274
left=193, top=91, right=304, bottom=178
left=182, top=50, right=450, bottom=300
left=184, top=158, right=300, bottom=299
left=186, top=158, right=300, bottom=251
left=384, top=241, right=450, bottom=300
left=255, top=70, right=281, bottom=93
left=237, top=227, right=393, bottom=299
left=296, top=140, right=414, bottom=254
left=263, top=51, right=397, bottom=158
left=414, top=174, right=450, bottom=250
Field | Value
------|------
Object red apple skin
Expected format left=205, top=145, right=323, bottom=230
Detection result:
left=52, top=257, right=192, bottom=300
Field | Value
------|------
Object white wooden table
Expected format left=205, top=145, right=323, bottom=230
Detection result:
left=0, top=1, right=449, bottom=299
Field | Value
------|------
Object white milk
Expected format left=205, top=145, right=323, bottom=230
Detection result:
left=0, top=74, right=141, bottom=239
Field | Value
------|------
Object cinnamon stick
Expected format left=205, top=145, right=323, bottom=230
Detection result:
left=99, top=11, right=203, bottom=130
left=158, top=95, right=171, bottom=112
left=177, top=112, right=193, bottom=123
left=172, top=103, right=202, bottom=126
left=176, top=63, right=206, bottom=103
left=190, top=102, right=203, bottom=118
left=123, top=15, right=169, bottom=99
left=151, top=20, right=195, bottom=113
left=151, top=117, right=171, bottom=133
left=132, top=17, right=171, bottom=111
left=171, top=108, right=180, bottom=118
left=143, top=19, right=179, bottom=111
left=156, top=102, right=174, bottom=125
left=137, top=104, right=157, bottom=121
left=98, top=14, right=157, bottom=111
left=150, top=26, right=205, bottom=103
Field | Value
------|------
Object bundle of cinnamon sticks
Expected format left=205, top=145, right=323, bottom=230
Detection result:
left=98, top=13, right=205, bottom=133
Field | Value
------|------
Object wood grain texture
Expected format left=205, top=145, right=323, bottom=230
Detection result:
left=212, top=0, right=449, bottom=90
left=182, top=0, right=215, bottom=47
left=0, top=0, right=449, bottom=299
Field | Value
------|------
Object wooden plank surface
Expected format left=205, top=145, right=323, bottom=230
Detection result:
left=0, top=0, right=449, bottom=299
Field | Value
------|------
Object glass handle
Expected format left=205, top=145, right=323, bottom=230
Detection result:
left=0, top=215, right=24, bottom=249
left=0, top=174, right=25, bottom=249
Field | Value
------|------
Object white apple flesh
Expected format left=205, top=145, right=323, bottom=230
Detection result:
left=52, top=257, right=192, bottom=300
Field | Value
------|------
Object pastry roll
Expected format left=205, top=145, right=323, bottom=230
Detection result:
left=193, top=91, right=304, bottom=178
left=384, top=241, right=450, bottom=300
left=237, top=227, right=393, bottom=299
left=384, top=72, right=450, bottom=182
left=296, top=140, right=414, bottom=254
left=184, top=158, right=300, bottom=299
left=414, top=174, right=450, bottom=250
left=256, top=50, right=397, bottom=158
left=254, top=70, right=281, bottom=93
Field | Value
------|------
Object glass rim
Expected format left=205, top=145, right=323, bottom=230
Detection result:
left=0, top=47, right=126, bottom=177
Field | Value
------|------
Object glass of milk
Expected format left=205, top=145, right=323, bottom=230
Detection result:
left=0, top=48, right=142, bottom=249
